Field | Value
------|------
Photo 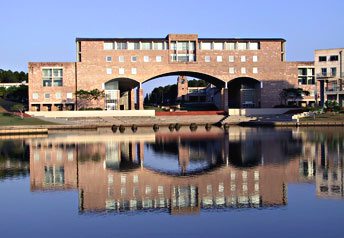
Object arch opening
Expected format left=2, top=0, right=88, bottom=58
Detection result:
left=227, top=77, right=261, bottom=108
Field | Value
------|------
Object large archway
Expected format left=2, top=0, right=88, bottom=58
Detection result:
left=104, top=78, right=140, bottom=110
left=227, top=77, right=261, bottom=108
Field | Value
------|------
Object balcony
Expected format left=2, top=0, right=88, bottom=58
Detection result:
left=317, top=72, right=344, bottom=79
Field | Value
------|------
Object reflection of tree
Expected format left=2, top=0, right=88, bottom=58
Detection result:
left=0, top=140, right=29, bottom=179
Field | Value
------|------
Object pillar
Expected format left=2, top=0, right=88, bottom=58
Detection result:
left=136, top=85, right=144, bottom=110
left=221, top=88, right=228, bottom=111
left=130, top=89, right=135, bottom=110
left=320, top=80, right=325, bottom=107
left=117, top=90, right=121, bottom=110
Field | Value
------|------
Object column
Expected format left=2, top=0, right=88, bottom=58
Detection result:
left=221, top=88, right=229, bottom=111
left=136, top=84, right=144, bottom=110
left=130, top=89, right=135, bottom=110
left=117, top=90, right=121, bottom=110
left=320, top=80, right=325, bottom=107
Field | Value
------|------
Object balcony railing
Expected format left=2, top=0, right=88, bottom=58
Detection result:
left=317, top=72, right=344, bottom=78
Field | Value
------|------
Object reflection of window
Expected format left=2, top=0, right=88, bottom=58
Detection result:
left=44, top=166, right=64, bottom=186
left=121, top=175, right=126, bottom=184
left=133, top=175, right=138, bottom=183
left=158, top=186, right=164, bottom=194
left=145, top=186, right=151, bottom=195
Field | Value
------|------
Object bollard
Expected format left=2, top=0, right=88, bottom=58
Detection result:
left=175, top=123, right=181, bottom=131
left=131, top=124, right=138, bottom=132
left=190, top=123, right=198, bottom=132
left=119, top=125, right=125, bottom=133
left=111, top=125, right=118, bottom=133
left=153, top=124, right=159, bottom=132
left=205, top=123, right=212, bottom=131
left=169, top=124, right=175, bottom=132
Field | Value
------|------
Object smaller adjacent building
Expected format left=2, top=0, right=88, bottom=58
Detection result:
left=315, top=48, right=344, bottom=106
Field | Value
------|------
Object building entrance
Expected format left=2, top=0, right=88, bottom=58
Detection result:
left=105, top=90, right=118, bottom=110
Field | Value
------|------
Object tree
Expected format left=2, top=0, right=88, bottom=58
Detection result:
left=279, top=88, right=310, bottom=105
left=75, top=89, right=105, bottom=109
left=188, top=79, right=208, bottom=87
left=11, top=104, right=25, bottom=119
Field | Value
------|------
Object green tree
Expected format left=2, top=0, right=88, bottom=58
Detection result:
left=75, top=89, right=105, bottom=109
left=11, top=104, right=25, bottom=119
left=279, top=88, right=310, bottom=105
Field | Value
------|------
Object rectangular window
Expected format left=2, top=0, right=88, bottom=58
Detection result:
left=170, top=42, right=177, bottom=50
left=55, top=93, right=61, bottom=99
left=141, top=42, right=152, bottom=50
left=128, top=42, right=139, bottom=50
left=67, top=93, right=73, bottom=99
left=226, top=42, right=236, bottom=50
left=177, top=41, right=189, bottom=50
left=119, top=68, right=125, bottom=74
left=189, top=42, right=196, bottom=50
left=238, top=42, right=247, bottom=50
left=319, top=56, right=327, bottom=62
left=201, top=42, right=212, bottom=50
left=205, top=56, right=211, bottom=62
left=249, top=42, right=259, bottom=50
left=154, top=42, right=164, bottom=50
left=331, top=67, right=337, bottom=76
left=217, top=56, right=223, bottom=62
left=104, top=42, right=114, bottom=50
left=119, top=56, right=124, bottom=62
left=156, top=56, right=162, bottom=62
left=144, top=56, right=150, bottom=62
left=321, top=68, right=327, bottom=76
left=241, top=56, right=246, bottom=62
left=229, top=67, right=235, bottom=74
left=106, top=68, right=112, bottom=75
left=170, top=54, right=177, bottom=62
left=33, top=93, right=38, bottom=99
left=106, top=56, right=112, bottom=62
left=44, top=93, right=50, bottom=99
left=131, top=68, right=137, bottom=75
left=330, top=55, right=338, bottom=61
left=116, top=42, right=127, bottom=50
left=43, top=68, right=62, bottom=87
left=229, top=56, right=234, bottom=62
left=131, top=56, right=137, bottom=62
left=253, top=55, right=258, bottom=62
left=253, top=67, right=258, bottom=74
left=241, top=67, right=246, bottom=74
left=214, top=42, right=224, bottom=50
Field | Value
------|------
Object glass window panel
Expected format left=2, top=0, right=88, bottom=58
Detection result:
left=226, top=42, right=236, bottom=50
left=238, top=42, right=247, bottom=50
left=214, top=42, right=224, bottom=50
left=171, top=42, right=176, bottom=50
left=104, top=42, right=114, bottom=50
left=250, top=42, right=259, bottom=50
left=128, top=42, right=139, bottom=50
left=154, top=42, right=164, bottom=50
left=141, top=42, right=152, bottom=50
left=201, top=42, right=212, bottom=50
left=43, top=69, right=52, bottom=77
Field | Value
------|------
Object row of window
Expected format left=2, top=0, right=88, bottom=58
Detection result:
left=32, top=92, right=73, bottom=100
left=106, top=55, right=162, bottom=63
left=320, top=67, right=338, bottom=76
left=105, top=55, right=258, bottom=63
left=318, top=55, right=339, bottom=62
left=104, top=41, right=260, bottom=51
left=106, top=67, right=260, bottom=75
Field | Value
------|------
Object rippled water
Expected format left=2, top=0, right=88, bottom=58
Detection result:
left=0, top=127, right=344, bottom=237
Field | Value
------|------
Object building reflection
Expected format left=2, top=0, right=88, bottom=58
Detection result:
left=25, top=127, right=344, bottom=215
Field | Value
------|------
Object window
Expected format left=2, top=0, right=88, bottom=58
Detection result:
left=321, top=68, right=327, bottom=76
left=128, top=42, right=139, bottom=50
left=253, top=67, right=258, bottom=74
left=154, top=42, right=164, bottom=50
left=330, top=55, right=338, bottom=61
left=43, top=68, right=63, bottom=87
left=133, top=175, right=138, bottom=183
left=229, top=67, right=235, bottom=74
left=119, top=68, right=125, bottom=74
left=106, top=56, right=112, bottom=62
left=106, top=68, right=112, bottom=75
left=253, top=55, right=258, bottom=62
left=201, top=42, right=212, bottom=50
left=241, top=67, right=246, bottom=74
left=121, top=175, right=126, bottom=184
left=104, top=42, right=114, bottom=50
left=141, top=42, right=152, bottom=50
left=170, top=42, right=176, bottom=50
left=131, top=56, right=137, bottom=62
left=119, top=56, right=124, bottom=62
left=145, top=186, right=151, bottom=195
left=156, top=56, right=162, bottom=62
left=131, top=68, right=137, bottom=75
left=241, top=56, right=246, bottom=62
left=116, top=42, right=127, bottom=50
left=177, top=41, right=189, bottom=50
left=249, top=42, right=259, bottom=50
left=158, top=186, right=164, bottom=194
left=319, top=56, right=327, bottom=62
left=44, top=93, right=50, bottom=99
left=226, top=42, right=236, bottom=50
left=177, top=54, right=188, bottom=62
left=229, top=56, right=234, bottom=62
left=214, top=42, right=224, bottom=50
left=238, top=42, right=247, bottom=50
left=67, top=93, right=73, bottom=99
left=33, top=93, right=38, bottom=99
left=331, top=67, right=337, bottom=76
left=217, top=56, right=222, bottom=62
left=55, top=93, right=61, bottom=99
left=205, top=56, right=210, bottom=62
left=144, top=56, right=150, bottom=62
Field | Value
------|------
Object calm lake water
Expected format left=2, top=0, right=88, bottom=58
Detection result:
left=0, top=127, right=344, bottom=238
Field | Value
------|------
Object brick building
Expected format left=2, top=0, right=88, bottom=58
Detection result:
left=28, top=34, right=316, bottom=111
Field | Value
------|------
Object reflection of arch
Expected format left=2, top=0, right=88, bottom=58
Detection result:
left=145, top=71, right=226, bottom=88
left=105, top=78, right=140, bottom=92
left=227, top=77, right=261, bottom=108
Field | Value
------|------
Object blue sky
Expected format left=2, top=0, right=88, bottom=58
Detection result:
left=1, top=0, right=343, bottom=93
